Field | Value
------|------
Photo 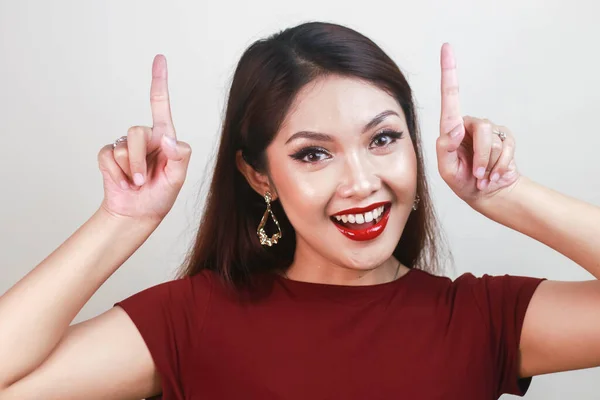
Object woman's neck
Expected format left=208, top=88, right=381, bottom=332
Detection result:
left=282, top=257, right=407, bottom=286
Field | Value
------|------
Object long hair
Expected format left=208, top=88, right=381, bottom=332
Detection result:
left=175, top=21, right=452, bottom=288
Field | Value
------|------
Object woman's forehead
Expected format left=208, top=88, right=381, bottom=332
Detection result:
left=281, top=75, right=405, bottom=133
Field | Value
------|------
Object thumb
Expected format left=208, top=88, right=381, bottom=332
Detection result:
left=161, top=134, right=192, bottom=187
left=436, top=121, right=464, bottom=178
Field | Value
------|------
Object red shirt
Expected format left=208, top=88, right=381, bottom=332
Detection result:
left=114, top=267, right=546, bottom=399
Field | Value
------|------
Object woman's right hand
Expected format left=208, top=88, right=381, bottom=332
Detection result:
left=97, top=55, right=192, bottom=223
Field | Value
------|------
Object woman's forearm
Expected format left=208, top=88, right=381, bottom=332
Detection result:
left=0, top=207, right=160, bottom=389
left=481, top=176, right=600, bottom=279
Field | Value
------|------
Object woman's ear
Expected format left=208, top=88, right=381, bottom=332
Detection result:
left=235, top=150, right=277, bottom=200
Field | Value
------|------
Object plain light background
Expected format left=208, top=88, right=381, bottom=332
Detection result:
left=1, top=0, right=599, bottom=398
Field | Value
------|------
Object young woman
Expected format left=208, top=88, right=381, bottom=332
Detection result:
left=1, top=22, right=599, bottom=400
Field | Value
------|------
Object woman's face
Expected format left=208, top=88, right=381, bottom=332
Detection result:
left=266, top=75, right=418, bottom=275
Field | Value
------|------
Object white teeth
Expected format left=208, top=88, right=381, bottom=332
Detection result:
left=372, top=206, right=385, bottom=222
left=333, top=205, right=387, bottom=225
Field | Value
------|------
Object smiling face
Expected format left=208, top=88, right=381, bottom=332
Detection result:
left=257, top=75, right=418, bottom=282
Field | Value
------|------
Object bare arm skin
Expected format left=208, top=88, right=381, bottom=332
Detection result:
left=0, top=209, right=161, bottom=399
left=0, top=54, right=191, bottom=399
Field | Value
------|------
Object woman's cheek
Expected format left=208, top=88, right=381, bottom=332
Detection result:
left=291, top=171, right=339, bottom=208
left=378, top=151, right=418, bottom=195
left=268, top=154, right=335, bottom=223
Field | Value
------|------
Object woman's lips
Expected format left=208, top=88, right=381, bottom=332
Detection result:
left=330, top=203, right=391, bottom=241
left=331, top=201, right=389, bottom=217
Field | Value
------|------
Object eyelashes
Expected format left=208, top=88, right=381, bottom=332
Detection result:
left=289, top=129, right=404, bottom=164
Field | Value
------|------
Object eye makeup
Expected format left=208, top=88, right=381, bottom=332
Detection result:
left=289, top=129, right=404, bottom=164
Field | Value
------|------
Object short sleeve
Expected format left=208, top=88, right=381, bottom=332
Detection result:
left=457, top=272, right=547, bottom=398
left=113, top=271, right=213, bottom=400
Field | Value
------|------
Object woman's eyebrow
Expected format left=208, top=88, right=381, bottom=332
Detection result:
left=284, top=110, right=400, bottom=145
left=362, top=110, right=399, bottom=133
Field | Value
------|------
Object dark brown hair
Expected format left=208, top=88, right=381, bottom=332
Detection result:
left=176, top=21, right=451, bottom=288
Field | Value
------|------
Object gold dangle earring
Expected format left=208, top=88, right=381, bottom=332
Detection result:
left=257, top=191, right=282, bottom=247
left=412, top=194, right=420, bottom=211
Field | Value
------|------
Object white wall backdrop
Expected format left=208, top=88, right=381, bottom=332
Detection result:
left=1, top=0, right=599, bottom=398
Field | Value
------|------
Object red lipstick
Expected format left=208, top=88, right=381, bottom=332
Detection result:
left=331, top=201, right=389, bottom=217
left=331, top=203, right=391, bottom=241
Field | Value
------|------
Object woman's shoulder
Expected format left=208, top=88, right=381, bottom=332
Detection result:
left=113, top=269, right=216, bottom=316
left=408, top=267, right=546, bottom=309
left=448, top=270, right=547, bottom=296
left=413, top=267, right=546, bottom=289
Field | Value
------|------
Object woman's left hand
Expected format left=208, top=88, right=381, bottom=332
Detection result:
left=436, top=43, right=522, bottom=209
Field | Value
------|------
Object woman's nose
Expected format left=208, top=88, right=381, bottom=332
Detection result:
left=336, top=153, right=381, bottom=199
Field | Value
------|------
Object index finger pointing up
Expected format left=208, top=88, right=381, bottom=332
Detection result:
left=440, top=43, right=462, bottom=135
left=150, top=54, right=176, bottom=138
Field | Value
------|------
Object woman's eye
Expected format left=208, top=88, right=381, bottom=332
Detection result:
left=372, top=135, right=391, bottom=147
left=290, top=148, right=331, bottom=163
left=290, top=130, right=403, bottom=164
left=369, top=130, right=404, bottom=149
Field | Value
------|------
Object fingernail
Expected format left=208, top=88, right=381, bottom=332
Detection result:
left=491, top=172, right=499, bottom=182
left=449, top=124, right=462, bottom=138
left=476, top=167, right=485, bottom=179
left=120, top=180, right=130, bottom=190
left=480, top=179, right=489, bottom=190
left=163, top=135, right=177, bottom=148
left=133, top=173, right=145, bottom=186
